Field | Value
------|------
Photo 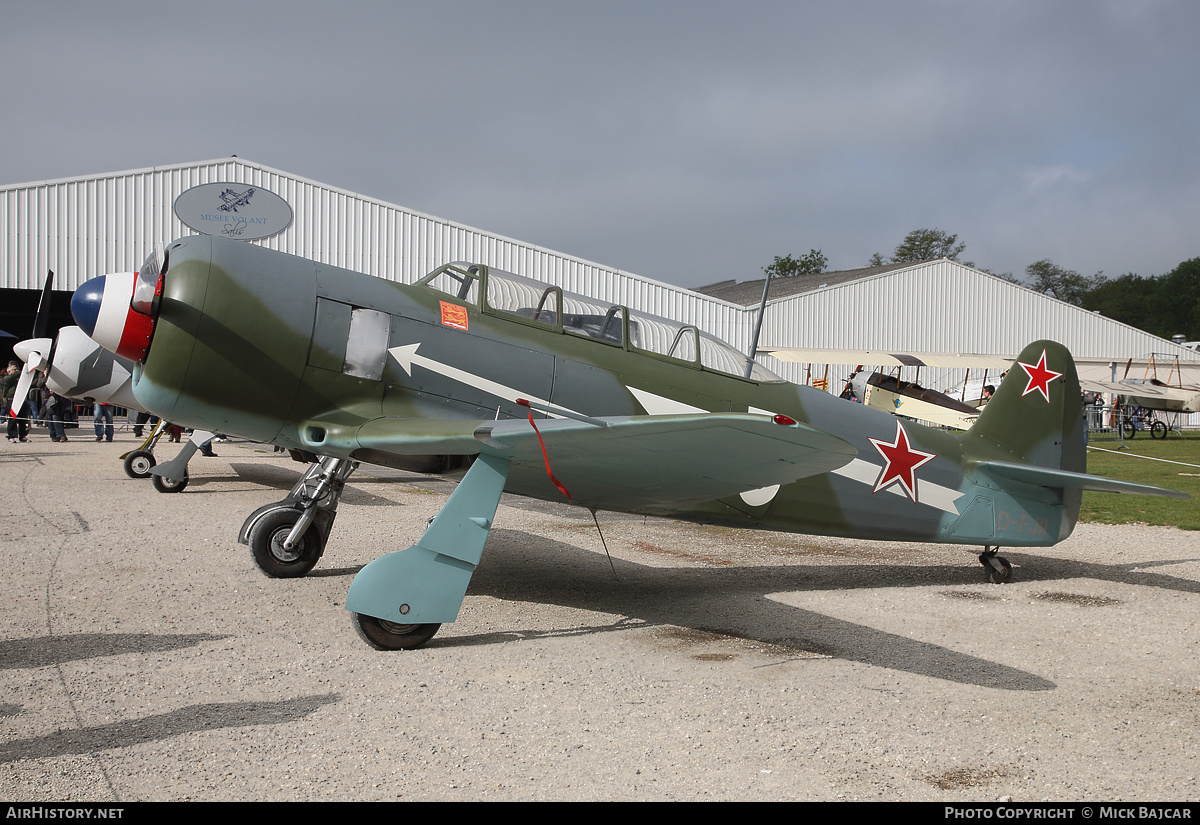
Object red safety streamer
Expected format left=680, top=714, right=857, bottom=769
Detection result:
left=517, top=399, right=572, bottom=501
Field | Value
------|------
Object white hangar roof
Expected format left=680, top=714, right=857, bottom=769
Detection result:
left=706, top=260, right=1200, bottom=388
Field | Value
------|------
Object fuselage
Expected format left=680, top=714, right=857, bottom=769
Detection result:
left=74, top=235, right=1085, bottom=548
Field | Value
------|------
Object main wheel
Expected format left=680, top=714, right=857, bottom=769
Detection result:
left=152, top=470, right=188, bottom=493
left=352, top=613, right=441, bottom=650
left=1122, top=420, right=1136, bottom=439
left=1151, top=420, right=1167, bottom=439
left=248, top=507, right=324, bottom=578
left=123, top=449, right=156, bottom=479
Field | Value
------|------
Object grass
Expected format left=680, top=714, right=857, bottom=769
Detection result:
left=1080, top=430, right=1200, bottom=530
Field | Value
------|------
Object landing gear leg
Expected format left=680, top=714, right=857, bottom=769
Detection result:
left=121, top=419, right=168, bottom=478
left=147, top=429, right=215, bottom=493
left=346, top=453, right=511, bottom=650
left=239, top=456, right=358, bottom=577
left=979, top=546, right=1013, bottom=584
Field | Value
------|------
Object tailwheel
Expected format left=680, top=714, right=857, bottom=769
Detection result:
left=123, top=449, right=156, bottom=479
left=152, top=469, right=188, bottom=493
left=979, top=547, right=1013, bottom=584
left=352, top=613, right=441, bottom=650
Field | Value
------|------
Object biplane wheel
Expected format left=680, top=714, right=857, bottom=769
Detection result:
left=980, top=554, right=1012, bottom=584
left=352, top=613, right=441, bottom=650
left=1151, top=421, right=1167, bottom=439
left=152, top=470, right=188, bottom=493
left=123, top=450, right=156, bottom=479
left=248, top=507, right=324, bottom=578
left=1122, top=420, right=1136, bottom=439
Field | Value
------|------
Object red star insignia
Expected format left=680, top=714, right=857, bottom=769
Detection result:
left=1017, top=349, right=1063, bottom=402
left=868, top=420, right=936, bottom=501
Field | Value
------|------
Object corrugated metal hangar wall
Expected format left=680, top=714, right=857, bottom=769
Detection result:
left=4, top=156, right=1197, bottom=393
left=754, top=260, right=1200, bottom=391
left=1, top=156, right=751, bottom=350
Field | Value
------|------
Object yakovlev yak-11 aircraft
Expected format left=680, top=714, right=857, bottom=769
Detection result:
left=70, top=236, right=1187, bottom=650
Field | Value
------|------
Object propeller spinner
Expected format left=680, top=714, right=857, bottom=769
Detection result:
left=71, top=248, right=165, bottom=365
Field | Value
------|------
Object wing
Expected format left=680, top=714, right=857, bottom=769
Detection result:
left=881, top=396, right=979, bottom=430
left=760, top=348, right=1013, bottom=369
left=349, top=413, right=857, bottom=512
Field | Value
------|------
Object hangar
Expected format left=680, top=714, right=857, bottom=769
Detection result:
left=4, top=156, right=1197, bottom=406
left=698, top=262, right=1200, bottom=398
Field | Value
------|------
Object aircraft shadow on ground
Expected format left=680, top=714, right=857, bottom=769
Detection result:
left=0, top=632, right=229, bottom=670
left=0, top=630, right=339, bottom=765
left=413, top=527, right=1200, bottom=691
left=175, top=463, right=407, bottom=508
left=0, top=694, right=340, bottom=764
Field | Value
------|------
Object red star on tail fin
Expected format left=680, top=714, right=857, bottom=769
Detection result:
left=1017, top=350, right=1063, bottom=402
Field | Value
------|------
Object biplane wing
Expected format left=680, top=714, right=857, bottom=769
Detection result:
left=760, top=348, right=1013, bottom=369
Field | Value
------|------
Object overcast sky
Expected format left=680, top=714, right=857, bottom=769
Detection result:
left=3, top=0, right=1198, bottom=289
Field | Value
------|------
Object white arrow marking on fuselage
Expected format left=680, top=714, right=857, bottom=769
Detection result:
left=388, top=343, right=582, bottom=417
left=627, top=387, right=706, bottom=415
left=831, top=458, right=964, bottom=515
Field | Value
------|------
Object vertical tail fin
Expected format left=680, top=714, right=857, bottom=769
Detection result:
left=955, top=341, right=1085, bottom=542
left=964, top=340, right=1085, bottom=475
left=949, top=340, right=1186, bottom=547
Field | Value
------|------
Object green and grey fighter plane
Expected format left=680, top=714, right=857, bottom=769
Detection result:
left=70, top=235, right=1188, bottom=650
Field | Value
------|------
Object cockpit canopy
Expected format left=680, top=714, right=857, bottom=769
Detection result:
left=417, top=262, right=785, bottom=383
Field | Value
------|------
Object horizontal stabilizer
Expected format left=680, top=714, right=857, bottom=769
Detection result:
left=979, top=460, right=1191, bottom=500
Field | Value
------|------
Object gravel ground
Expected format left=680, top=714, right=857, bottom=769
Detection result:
left=1, top=429, right=1198, bottom=801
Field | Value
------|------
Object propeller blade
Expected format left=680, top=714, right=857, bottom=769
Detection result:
left=32, top=269, right=54, bottom=339
left=7, top=363, right=36, bottom=419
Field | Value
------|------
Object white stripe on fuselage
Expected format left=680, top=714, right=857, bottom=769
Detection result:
left=832, top=457, right=963, bottom=514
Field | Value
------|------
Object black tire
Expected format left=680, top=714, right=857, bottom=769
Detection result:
left=352, top=613, right=441, bottom=650
left=124, top=449, right=156, bottom=479
left=248, top=507, right=324, bottom=578
left=1122, top=420, right=1136, bottom=439
left=1151, top=420, right=1167, bottom=440
left=152, top=470, right=188, bottom=493
left=986, top=556, right=1013, bottom=584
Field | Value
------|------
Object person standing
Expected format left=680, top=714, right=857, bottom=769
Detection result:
left=4, top=362, right=30, bottom=442
left=94, top=402, right=114, bottom=442
left=44, top=390, right=68, bottom=442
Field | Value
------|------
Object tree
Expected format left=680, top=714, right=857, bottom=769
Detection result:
left=1025, top=259, right=1104, bottom=307
left=1082, top=272, right=1157, bottom=333
left=1151, top=257, right=1200, bottom=340
left=764, top=250, right=827, bottom=279
left=891, top=228, right=966, bottom=263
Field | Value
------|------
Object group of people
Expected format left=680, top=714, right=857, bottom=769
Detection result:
left=5, top=362, right=227, bottom=455
left=5, top=360, right=123, bottom=444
